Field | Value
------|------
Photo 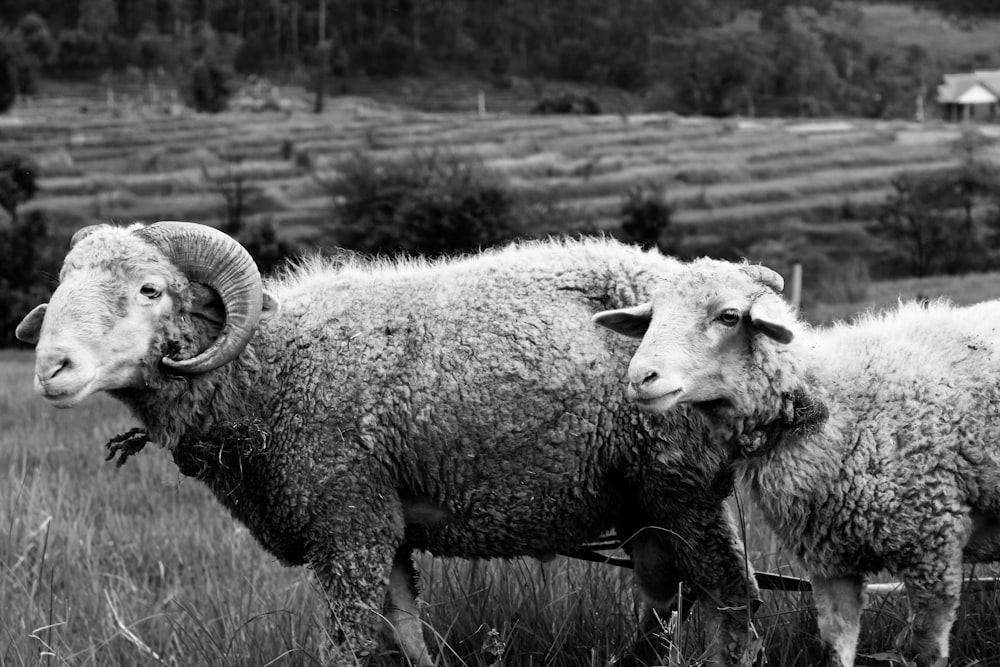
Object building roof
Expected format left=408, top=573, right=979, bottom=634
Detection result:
left=938, top=70, right=1000, bottom=104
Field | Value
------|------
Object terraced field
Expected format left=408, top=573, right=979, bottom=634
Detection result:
left=4, top=91, right=981, bottom=256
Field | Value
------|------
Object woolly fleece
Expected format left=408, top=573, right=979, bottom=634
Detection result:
left=31, top=232, right=760, bottom=666
left=604, top=258, right=1000, bottom=667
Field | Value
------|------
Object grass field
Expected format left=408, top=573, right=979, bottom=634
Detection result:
left=3, top=345, right=1000, bottom=667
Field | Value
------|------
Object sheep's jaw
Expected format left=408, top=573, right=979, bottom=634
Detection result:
left=36, top=375, right=97, bottom=408
left=628, top=384, right=685, bottom=413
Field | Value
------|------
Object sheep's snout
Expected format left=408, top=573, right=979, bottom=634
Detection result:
left=33, top=345, right=97, bottom=407
left=626, top=362, right=684, bottom=412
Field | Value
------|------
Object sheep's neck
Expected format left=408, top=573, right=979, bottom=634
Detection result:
left=110, top=342, right=266, bottom=483
left=728, top=347, right=848, bottom=566
left=708, top=339, right=829, bottom=458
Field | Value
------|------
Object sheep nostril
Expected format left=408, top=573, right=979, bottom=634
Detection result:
left=42, top=356, right=71, bottom=381
left=639, top=369, right=659, bottom=387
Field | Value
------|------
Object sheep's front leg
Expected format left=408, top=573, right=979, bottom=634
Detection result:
left=812, top=574, right=864, bottom=667
left=384, top=547, right=434, bottom=667
left=625, top=533, right=686, bottom=667
left=628, top=504, right=760, bottom=667
left=675, top=507, right=761, bottom=667
left=898, top=548, right=963, bottom=667
left=308, top=493, right=407, bottom=665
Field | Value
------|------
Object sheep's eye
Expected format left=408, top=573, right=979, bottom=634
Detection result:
left=140, top=284, right=162, bottom=299
left=718, top=308, right=742, bottom=326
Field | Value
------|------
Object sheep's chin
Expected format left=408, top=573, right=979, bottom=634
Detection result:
left=633, top=388, right=684, bottom=413
left=37, top=379, right=96, bottom=408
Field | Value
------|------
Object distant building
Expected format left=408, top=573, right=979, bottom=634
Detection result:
left=937, top=70, right=1000, bottom=121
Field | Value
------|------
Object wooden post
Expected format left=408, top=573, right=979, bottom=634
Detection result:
left=314, top=0, right=328, bottom=114
left=478, top=90, right=486, bottom=117
left=790, top=263, right=802, bottom=312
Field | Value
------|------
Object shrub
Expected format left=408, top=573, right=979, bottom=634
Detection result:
left=325, top=151, right=527, bottom=257
left=530, top=93, right=601, bottom=115
left=0, top=36, right=19, bottom=113
left=0, top=209, right=72, bottom=347
left=0, top=154, right=39, bottom=223
left=873, top=168, right=995, bottom=277
left=237, top=220, right=299, bottom=276
left=618, top=183, right=674, bottom=252
left=187, top=60, right=231, bottom=113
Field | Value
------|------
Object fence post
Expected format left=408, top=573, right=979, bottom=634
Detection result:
left=790, top=263, right=802, bottom=312
left=478, top=91, right=486, bottom=117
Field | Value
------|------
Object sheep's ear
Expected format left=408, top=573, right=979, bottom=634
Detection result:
left=748, top=299, right=794, bottom=344
left=593, top=302, right=652, bottom=339
left=260, top=292, right=280, bottom=320
left=15, top=304, right=47, bottom=345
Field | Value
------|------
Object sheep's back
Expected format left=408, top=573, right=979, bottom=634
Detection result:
left=250, top=242, right=708, bottom=558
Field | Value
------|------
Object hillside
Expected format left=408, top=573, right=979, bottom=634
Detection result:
left=6, top=91, right=975, bottom=238
left=6, top=86, right=1000, bottom=326
left=862, top=2, right=1000, bottom=65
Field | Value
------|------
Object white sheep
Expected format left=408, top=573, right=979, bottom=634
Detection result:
left=594, top=258, right=1000, bottom=667
left=17, top=223, right=762, bottom=666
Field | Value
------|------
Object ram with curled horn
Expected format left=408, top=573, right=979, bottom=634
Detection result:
left=16, top=222, right=766, bottom=666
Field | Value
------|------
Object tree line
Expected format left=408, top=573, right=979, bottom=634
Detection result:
left=2, top=1, right=998, bottom=117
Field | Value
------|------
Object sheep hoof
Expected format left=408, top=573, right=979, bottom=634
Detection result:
left=105, top=428, right=151, bottom=467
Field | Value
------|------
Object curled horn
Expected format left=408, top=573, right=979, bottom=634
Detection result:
left=741, top=264, right=785, bottom=293
left=70, top=225, right=105, bottom=248
left=133, top=221, right=263, bottom=374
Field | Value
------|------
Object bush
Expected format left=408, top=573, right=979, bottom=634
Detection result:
left=0, top=209, right=71, bottom=347
left=0, top=36, right=19, bottom=113
left=237, top=220, right=299, bottom=276
left=618, top=183, right=674, bottom=252
left=873, top=168, right=995, bottom=277
left=325, top=151, right=527, bottom=257
left=0, top=153, right=39, bottom=222
left=187, top=60, right=231, bottom=113
left=530, top=93, right=601, bottom=115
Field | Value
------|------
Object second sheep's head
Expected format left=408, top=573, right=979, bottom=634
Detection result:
left=593, top=259, right=797, bottom=417
left=15, top=221, right=279, bottom=408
